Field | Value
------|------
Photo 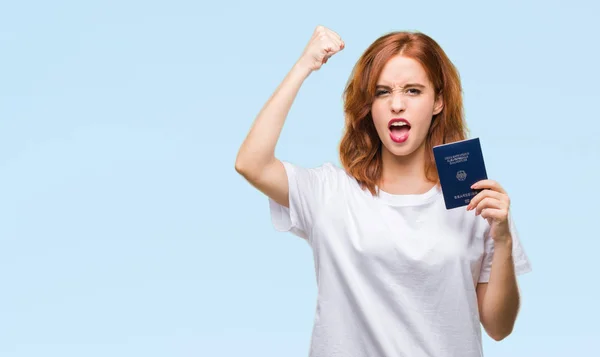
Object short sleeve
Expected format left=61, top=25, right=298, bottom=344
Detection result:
left=268, top=161, right=340, bottom=242
left=478, top=212, right=532, bottom=283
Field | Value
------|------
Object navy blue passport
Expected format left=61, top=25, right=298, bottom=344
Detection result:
left=433, top=138, right=488, bottom=210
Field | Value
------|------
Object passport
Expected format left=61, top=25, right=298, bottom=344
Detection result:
left=433, top=137, right=488, bottom=210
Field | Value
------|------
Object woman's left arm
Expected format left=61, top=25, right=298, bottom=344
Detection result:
left=475, top=239, right=520, bottom=341
left=467, top=180, right=521, bottom=341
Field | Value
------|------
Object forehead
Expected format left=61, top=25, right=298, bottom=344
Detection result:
left=377, top=55, right=429, bottom=86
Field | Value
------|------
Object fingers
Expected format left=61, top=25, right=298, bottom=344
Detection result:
left=301, top=25, right=344, bottom=71
left=315, top=25, right=341, bottom=41
left=467, top=189, right=502, bottom=209
left=323, top=33, right=343, bottom=52
left=471, top=179, right=506, bottom=194
left=467, top=188, right=509, bottom=213
left=473, top=197, right=504, bottom=216
left=315, top=25, right=344, bottom=52
left=479, top=208, right=507, bottom=221
left=327, top=28, right=344, bottom=48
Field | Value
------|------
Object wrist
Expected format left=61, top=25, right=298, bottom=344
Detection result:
left=292, top=59, right=314, bottom=78
left=494, top=236, right=513, bottom=252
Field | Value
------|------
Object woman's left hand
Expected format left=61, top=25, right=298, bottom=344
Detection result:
left=466, top=180, right=512, bottom=242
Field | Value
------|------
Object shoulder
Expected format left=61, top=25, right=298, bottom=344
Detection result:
left=317, top=161, right=357, bottom=189
left=311, top=161, right=347, bottom=174
left=284, top=161, right=352, bottom=183
left=319, top=161, right=351, bottom=179
left=282, top=160, right=359, bottom=198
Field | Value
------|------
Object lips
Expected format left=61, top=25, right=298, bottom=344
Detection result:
left=388, top=118, right=411, bottom=143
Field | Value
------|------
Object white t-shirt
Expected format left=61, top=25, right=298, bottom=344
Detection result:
left=268, top=161, right=532, bottom=357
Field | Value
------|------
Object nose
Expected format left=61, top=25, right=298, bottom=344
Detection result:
left=390, top=92, right=406, bottom=113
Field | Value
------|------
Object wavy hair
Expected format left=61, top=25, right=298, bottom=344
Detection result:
left=339, top=31, right=468, bottom=195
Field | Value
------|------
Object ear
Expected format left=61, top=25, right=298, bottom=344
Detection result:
left=433, top=93, right=444, bottom=115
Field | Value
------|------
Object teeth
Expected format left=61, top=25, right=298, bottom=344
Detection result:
left=390, top=122, right=408, bottom=127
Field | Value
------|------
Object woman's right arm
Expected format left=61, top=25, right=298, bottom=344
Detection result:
left=234, top=26, right=344, bottom=208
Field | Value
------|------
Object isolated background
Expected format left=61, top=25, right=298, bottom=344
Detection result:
left=2, top=0, right=598, bottom=356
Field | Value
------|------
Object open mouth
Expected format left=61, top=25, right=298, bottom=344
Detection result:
left=388, top=119, right=411, bottom=143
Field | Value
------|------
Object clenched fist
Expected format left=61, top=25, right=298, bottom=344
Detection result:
left=297, top=25, right=345, bottom=72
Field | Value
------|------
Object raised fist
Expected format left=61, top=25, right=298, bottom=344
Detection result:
left=297, top=25, right=345, bottom=72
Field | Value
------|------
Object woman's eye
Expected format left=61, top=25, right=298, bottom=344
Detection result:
left=376, top=88, right=421, bottom=96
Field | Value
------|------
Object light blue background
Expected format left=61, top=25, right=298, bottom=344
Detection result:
left=1, top=1, right=598, bottom=356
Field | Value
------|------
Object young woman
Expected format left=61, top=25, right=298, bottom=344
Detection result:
left=235, top=25, right=531, bottom=357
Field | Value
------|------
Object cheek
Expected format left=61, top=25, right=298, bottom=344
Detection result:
left=411, top=101, right=435, bottom=121
left=371, top=102, right=387, bottom=126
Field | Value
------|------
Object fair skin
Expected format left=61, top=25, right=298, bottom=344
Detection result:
left=235, top=25, right=344, bottom=208
left=469, top=181, right=521, bottom=341
left=370, top=54, right=443, bottom=196
left=236, top=26, right=520, bottom=342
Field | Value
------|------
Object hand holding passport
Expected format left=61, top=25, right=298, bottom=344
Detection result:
left=433, top=138, right=488, bottom=210
left=434, top=137, right=514, bottom=241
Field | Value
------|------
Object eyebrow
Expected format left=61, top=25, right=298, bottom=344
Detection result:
left=375, top=83, right=426, bottom=89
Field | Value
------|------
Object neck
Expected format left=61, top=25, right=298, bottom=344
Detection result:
left=379, top=142, right=436, bottom=195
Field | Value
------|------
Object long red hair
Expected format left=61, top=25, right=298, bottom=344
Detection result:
left=339, top=31, right=468, bottom=195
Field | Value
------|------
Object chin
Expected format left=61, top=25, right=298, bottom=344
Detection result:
left=386, top=145, right=417, bottom=158
left=382, top=135, right=424, bottom=158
